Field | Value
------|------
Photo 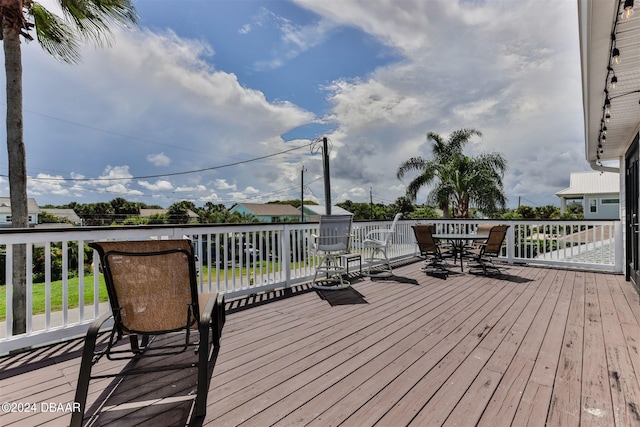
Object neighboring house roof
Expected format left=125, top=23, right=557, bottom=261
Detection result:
left=140, top=209, right=167, bottom=217
left=233, top=203, right=301, bottom=217
left=41, top=208, right=82, bottom=224
left=300, top=205, right=353, bottom=216
left=0, top=197, right=40, bottom=214
left=556, top=172, right=620, bottom=197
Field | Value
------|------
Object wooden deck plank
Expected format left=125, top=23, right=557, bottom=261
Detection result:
left=511, top=270, right=575, bottom=427
left=476, top=268, right=560, bottom=426
left=596, top=273, right=640, bottom=426
left=580, top=272, right=616, bottom=427
left=1, top=263, right=640, bottom=427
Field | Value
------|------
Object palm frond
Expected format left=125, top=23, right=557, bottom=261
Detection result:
left=30, top=3, right=82, bottom=64
left=396, top=156, right=428, bottom=179
left=56, top=0, right=137, bottom=47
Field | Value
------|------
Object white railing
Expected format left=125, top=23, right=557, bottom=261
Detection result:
left=0, top=218, right=622, bottom=354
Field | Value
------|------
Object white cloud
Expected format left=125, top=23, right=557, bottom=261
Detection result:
left=244, top=186, right=260, bottom=194
left=28, top=174, right=71, bottom=196
left=215, top=179, right=236, bottom=190
left=139, top=180, right=174, bottom=191
left=147, top=152, right=171, bottom=167
left=175, top=184, right=207, bottom=193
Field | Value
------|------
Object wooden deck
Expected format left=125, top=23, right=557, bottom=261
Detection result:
left=2, top=261, right=640, bottom=426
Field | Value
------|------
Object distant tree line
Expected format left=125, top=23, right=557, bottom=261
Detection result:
left=40, top=196, right=581, bottom=227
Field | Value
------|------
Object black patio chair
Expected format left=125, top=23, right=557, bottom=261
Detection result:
left=71, top=239, right=225, bottom=426
left=467, top=225, right=510, bottom=275
left=412, top=224, right=450, bottom=276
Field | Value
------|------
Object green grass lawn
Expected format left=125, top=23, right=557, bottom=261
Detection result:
left=0, top=260, right=313, bottom=322
left=0, top=275, right=108, bottom=322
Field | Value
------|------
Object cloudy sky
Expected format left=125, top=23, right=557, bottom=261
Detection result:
left=0, top=0, right=586, bottom=209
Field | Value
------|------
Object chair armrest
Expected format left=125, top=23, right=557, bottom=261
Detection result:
left=198, top=293, right=225, bottom=346
left=365, top=229, right=393, bottom=239
left=198, top=293, right=218, bottom=327
left=87, top=311, right=114, bottom=338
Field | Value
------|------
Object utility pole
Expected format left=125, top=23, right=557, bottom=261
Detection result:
left=300, top=166, right=305, bottom=222
left=323, top=137, right=331, bottom=215
left=311, top=136, right=332, bottom=215
left=370, top=187, right=373, bottom=220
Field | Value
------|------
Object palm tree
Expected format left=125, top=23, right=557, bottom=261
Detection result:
left=2, top=0, right=137, bottom=334
left=396, top=128, right=507, bottom=218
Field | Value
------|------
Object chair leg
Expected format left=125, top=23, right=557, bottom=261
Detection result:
left=382, top=250, right=392, bottom=273
left=195, top=321, right=209, bottom=417
left=365, top=247, right=392, bottom=275
left=71, top=313, right=113, bottom=427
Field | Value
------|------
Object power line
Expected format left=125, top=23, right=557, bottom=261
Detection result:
left=6, top=143, right=310, bottom=182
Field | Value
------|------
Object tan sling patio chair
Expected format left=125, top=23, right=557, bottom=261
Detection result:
left=412, top=224, right=450, bottom=277
left=72, top=239, right=225, bottom=426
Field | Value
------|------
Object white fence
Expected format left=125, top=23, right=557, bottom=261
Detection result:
left=0, top=218, right=622, bottom=354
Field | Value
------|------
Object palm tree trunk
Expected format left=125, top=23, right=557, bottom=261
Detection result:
left=4, top=26, right=28, bottom=335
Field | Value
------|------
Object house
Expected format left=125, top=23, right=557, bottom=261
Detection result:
left=299, top=205, right=353, bottom=222
left=139, top=208, right=199, bottom=224
left=556, top=171, right=620, bottom=219
left=0, top=197, right=39, bottom=227
left=229, top=203, right=302, bottom=223
left=578, top=0, right=640, bottom=287
left=40, top=208, right=83, bottom=226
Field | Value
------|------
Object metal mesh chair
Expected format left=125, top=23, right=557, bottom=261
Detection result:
left=467, top=225, right=509, bottom=275
left=412, top=224, right=449, bottom=276
left=72, top=239, right=225, bottom=426
left=312, top=215, right=354, bottom=290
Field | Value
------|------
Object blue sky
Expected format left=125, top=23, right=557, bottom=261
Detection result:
left=0, top=0, right=586, bottom=209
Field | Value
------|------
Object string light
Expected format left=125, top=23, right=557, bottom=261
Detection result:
left=598, top=0, right=637, bottom=160
left=623, top=0, right=634, bottom=19
left=612, top=46, right=621, bottom=64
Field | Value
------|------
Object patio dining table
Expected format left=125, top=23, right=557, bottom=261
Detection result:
left=432, top=233, right=489, bottom=272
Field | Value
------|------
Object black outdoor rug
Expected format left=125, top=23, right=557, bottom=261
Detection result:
left=315, top=287, right=368, bottom=306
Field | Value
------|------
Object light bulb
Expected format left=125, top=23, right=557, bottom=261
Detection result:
left=624, top=0, right=634, bottom=19
left=612, top=47, right=621, bottom=65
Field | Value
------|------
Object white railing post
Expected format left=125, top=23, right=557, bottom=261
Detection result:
left=282, top=223, right=292, bottom=288
left=615, top=221, right=624, bottom=273
left=506, top=222, right=516, bottom=264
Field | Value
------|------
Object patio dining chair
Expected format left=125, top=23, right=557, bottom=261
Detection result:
left=311, top=214, right=354, bottom=290
left=363, top=213, right=402, bottom=275
left=467, top=225, right=510, bottom=275
left=460, top=223, right=494, bottom=259
left=412, top=224, right=449, bottom=277
left=72, top=239, right=225, bottom=426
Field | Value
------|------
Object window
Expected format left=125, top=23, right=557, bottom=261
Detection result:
left=589, top=199, right=597, bottom=213
left=6, top=215, right=33, bottom=222
left=601, top=198, right=619, bottom=204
